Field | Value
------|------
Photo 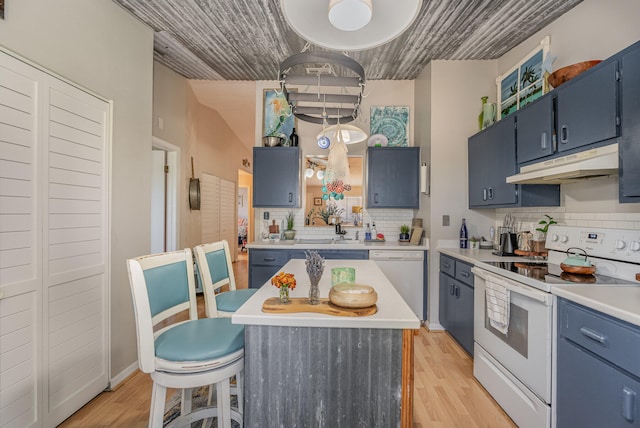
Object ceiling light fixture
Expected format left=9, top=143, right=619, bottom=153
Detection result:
left=281, top=0, right=423, bottom=51
left=328, top=0, right=372, bottom=32
left=317, top=124, right=367, bottom=145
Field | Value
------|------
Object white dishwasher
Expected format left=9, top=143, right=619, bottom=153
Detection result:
left=369, top=250, right=425, bottom=321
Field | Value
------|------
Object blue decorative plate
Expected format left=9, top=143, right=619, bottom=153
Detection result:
left=317, top=135, right=330, bottom=149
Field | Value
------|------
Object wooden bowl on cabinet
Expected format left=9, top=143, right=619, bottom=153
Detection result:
left=547, top=60, right=602, bottom=88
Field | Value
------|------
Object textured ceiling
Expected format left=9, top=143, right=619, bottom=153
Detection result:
left=114, top=0, right=583, bottom=81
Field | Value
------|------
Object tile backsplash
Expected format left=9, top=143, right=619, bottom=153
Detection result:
left=255, top=208, right=416, bottom=240
left=495, top=207, right=640, bottom=232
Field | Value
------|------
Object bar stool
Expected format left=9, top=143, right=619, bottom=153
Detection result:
left=127, top=248, right=244, bottom=428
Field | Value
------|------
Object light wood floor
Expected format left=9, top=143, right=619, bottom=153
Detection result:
left=59, top=251, right=515, bottom=427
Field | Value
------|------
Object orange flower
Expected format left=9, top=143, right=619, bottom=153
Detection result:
left=271, top=271, right=296, bottom=290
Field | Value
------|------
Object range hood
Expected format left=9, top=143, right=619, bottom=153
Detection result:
left=506, top=143, right=619, bottom=185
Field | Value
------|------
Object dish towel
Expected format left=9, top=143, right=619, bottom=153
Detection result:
left=485, top=274, right=511, bottom=334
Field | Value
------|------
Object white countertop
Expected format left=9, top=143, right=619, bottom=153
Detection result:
left=232, top=259, right=421, bottom=329
left=438, top=246, right=640, bottom=327
left=552, top=286, right=640, bottom=327
left=247, top=239, right=429, bottom=251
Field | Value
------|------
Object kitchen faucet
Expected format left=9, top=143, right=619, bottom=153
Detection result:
left=335, top=223, right=347, bottom=239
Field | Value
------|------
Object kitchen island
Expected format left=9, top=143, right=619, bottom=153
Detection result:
left=232, top=259, right=420, bottom=427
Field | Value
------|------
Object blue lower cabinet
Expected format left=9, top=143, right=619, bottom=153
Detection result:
left=557, top=299, right=640, bottom=427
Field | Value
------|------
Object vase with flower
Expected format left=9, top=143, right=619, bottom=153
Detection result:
left=271, top=271, right=296, bottom=303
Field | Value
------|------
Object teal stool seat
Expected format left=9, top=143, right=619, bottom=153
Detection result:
left=216, top=289, right=257, bottom=313
left=155, top=317, right=244, bottom=362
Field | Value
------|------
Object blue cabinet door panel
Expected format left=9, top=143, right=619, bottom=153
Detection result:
left=253, top=147, right=300, bottom=207
left=620, top=44, right=640, bottom=201
left=516, top=96, right=555, bottom=163
left=556, top=60, right=619, bottom=152
left=367, top=147, right=419, bottom=208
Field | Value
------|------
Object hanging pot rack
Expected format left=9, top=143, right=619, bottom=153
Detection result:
left=279, top=50, right=366, bottom=125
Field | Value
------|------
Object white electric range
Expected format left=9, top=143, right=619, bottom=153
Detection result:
left=471, top=225, right=640, bottom=428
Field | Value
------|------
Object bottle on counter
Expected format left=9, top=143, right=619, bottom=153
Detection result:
left=365, top=223, right=371, bottom=241
left=371, top=222, right=378, bottom=239
left=290, top=128, right=299, bottom=147
left=460, top=218, right=468, bottom=248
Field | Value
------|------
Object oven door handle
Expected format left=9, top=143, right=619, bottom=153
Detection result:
left=472, top=267, right=552, bottom=306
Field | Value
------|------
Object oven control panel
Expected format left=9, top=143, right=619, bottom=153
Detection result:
left=546, top=226, right=640, bottom=264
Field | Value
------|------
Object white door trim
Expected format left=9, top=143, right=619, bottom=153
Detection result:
left=152, top=137, right=180, bottom=251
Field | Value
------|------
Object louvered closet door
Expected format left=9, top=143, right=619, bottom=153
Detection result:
left=219, top=178, right=236, bottom=257
left=0, top=52, right=43, bottom=428
left=201, top=173, right=221, bottom=244
left=43, top=76, right=109, bottom=426
left=0, top=50, right=110, bottom=428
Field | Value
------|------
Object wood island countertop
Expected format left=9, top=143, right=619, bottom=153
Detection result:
left=232, top=259, right=421, bottom=330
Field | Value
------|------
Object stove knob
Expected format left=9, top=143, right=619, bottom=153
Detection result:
left=616, top=239, right=627, bottom=250
left=560, top=235, right=569, bottom=243
left=630, top=241, right=640, bottom=252
left=551, top=234, right=559, bottom=242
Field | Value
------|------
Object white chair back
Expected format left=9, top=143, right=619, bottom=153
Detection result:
left=194, top=240, right=236, bottom=317
left=127, top=248, right=197, bottom=373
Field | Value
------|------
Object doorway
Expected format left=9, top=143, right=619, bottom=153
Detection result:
left=151, top=137, right=180, bottom=253
left=238, top=169, right=253, bottom=261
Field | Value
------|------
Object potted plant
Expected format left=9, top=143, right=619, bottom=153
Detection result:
left=532, top=215, right=557, bottom=252
left=283, top=211, right=296, bottom=240
left=469, top=236, right=479, bottom=249
left=399, top=224, right=410, bottom=241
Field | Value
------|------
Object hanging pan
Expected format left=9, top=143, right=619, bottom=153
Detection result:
left=189, top=157, right=200, bottom=210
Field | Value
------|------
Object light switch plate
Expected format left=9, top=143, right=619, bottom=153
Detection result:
left=443, top=215, right=450, bottom=226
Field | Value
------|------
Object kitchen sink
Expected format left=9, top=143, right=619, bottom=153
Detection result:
left=333, top=239, right=361, bottom=244
left=295, top=238, right=333, bottom=244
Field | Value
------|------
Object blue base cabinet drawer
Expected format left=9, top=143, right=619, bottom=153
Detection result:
left=558, top=299, right=640, bottom=378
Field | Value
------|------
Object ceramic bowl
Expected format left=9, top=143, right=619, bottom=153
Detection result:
left=329, top=283, right=377, bottom=308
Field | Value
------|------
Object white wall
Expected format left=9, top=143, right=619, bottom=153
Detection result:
left=419, top=60, right=499, bottom=327
left=0, top=0, right=154, bottom=377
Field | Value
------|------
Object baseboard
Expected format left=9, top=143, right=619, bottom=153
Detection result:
left=425, top=321, right=445, bottom=331
left=109, top=360, right=139, bottom=390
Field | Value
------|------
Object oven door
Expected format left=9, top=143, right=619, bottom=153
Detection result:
left=473, top=267, right=553, bottom=403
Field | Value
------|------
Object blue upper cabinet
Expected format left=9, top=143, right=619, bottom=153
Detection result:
left=556, top=60, right=619, bottom=152
left=468, top=115, right=560, bottom=209
left=253, top=147, right=300, bottom=207
left=620, top=42, right=640, bottom=202
left=516, top=96, right=555, bottom=164
left=366, top=147, right=420, bottom=209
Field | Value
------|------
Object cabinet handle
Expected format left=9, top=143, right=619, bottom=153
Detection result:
left=541, top=132, right=547, bottom=149
left=460, top=271, right=470, bottom=278
left=488, top=187, right=494, bottom=200
left=455, top=286, right=460, bottom=298
left=561, top=125, right=568, bottom=143
left=374, top=193, right=379, bottom=203
left=622, top=386, right=636, bottom=422
left=580, top=327, right=608, bottom=345
left=449, top=283, right=455, bottom=296
left=483, top=188, right=487, bottom=201
left=264, top=257, right=276, bottom=262
left=288, top=193, right=293, bottom=203
left=443, top=262, right=451, bottom=269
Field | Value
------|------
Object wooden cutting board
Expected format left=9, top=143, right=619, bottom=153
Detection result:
left=262, top=297, right=377, bottom=317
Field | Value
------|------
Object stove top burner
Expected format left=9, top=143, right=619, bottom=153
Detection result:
left=482, top=261, right=636, bottom=286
